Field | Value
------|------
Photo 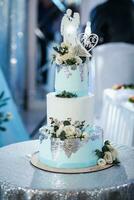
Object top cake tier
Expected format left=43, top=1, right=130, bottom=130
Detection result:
left=52, top=9, right=98, bottom=97
left=55, top=61, right=89, bottom=96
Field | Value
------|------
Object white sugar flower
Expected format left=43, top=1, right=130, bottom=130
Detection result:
left=63, top=125, right=76, bottom=137
left=39, top=126, right=46, bottom=133
left=104, top=151, right=113, bottom=164
left=55, top=55, right=63, bottom=65
left=111, top=149, right=118, bottom=161
left=75, top=129, right=82, bottom=137
left=61, top=52, right=72, bottom=61
left=39, top=126, right=47, bottom=134
left=97, top=158, right=106, bottom=166
left=75, top=56, right=82, bottom=65
left=82, top=132, right=89, bottom=139
left=69, top=46, right=76, bottom=56
left=107, top=145, right=118, bottom=161
left=106, top=144, right=115, bottom=151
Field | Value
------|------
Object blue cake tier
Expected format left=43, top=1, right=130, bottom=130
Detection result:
left=39, top=126, right=103, bottom=169
left=55, top=62, right=89, bottom=96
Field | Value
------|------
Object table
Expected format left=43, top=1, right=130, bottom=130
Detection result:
left=102, top=89, right=134, bottom=147
left=0, top=140, right=134, bottom=200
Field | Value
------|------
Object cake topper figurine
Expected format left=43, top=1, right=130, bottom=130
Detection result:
left=77, top=21, right=98, bottom=57
left=53, top=9, right=99, bottom=66
left=61, top=9, right=80, bottom=46
left=79, top=33, right=98, bottom=52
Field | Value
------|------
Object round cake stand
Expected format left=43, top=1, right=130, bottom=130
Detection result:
left=30, top=152, right=113, bottom=174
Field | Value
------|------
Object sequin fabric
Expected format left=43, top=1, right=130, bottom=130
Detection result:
left=0, top=140, right=134, bottom=200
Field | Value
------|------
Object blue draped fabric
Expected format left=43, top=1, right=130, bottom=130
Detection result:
left=0, top=0, right=10, bottom=77
left=9, top=0, right=28, bottom=99
left=0, top=0, right=28, bottom=104
left=0, top=68, right=29, bottom=147
left=0, top=0, right=29, bottom=147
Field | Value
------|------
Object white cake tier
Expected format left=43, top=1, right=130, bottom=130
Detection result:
left=47, top=92, right=94, bottom=125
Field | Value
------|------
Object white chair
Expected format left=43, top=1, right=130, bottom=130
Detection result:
left=101, top=89, right=134, bottom=147
left=91, top=43, right=134, bottom=116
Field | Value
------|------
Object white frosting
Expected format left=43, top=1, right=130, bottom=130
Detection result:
left=47, top=92, right=94, bottom=125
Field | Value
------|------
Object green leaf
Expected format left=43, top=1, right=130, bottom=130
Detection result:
left=0, top=103, right=7, bottom=108
left=63, top=120, right=71, bottom=126
left=53, top=46, right=59, bottom=53
left=104, top=140, right=110, bottom=145
left=66, top=58, right=77, bottom=65
left=80, top=57, right=86, bottom=63
left=56, top=91, right=77, bottom=98
left=0, top=112, right=4, bottom=118
left=3, top=118, right=9, bottom=122
left=0, top=91, right=4, bottom=99
left=113, top=158, right=120, bottom=166
left=59, top=131, right=66, bottom=141
left=0, top=126, right=6, bottom=131
left=95, top=149, right=104, bottom=158
left=102, top=145, right=109, bottom=153
left=2, top=97, right=10, bottom=102
left=54, top=125, right=59, bottom=132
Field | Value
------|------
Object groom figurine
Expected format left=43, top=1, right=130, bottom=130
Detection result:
left=60, top=9, right=80, bottom=46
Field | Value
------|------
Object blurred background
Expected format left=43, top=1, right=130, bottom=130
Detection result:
left=0, top=0, right=134, bottom=147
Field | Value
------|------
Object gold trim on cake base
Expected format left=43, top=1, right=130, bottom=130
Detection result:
left=30, top=152, right=113, bottom=174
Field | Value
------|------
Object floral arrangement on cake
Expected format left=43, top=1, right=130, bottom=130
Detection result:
left=39, top=118, right=91, bottom=158
left=52, top=9, right=98, bottom=67
left=40, top=118, right=89, bottom=141
left=112, top=84, right=134, bottom=90
left=0, top=91, right=12, bottom=132
left=52, top=42, right=87, bottom=66
left=128, top=96, right=134, bottom=103
left=95, top=140, right=120, bottom=166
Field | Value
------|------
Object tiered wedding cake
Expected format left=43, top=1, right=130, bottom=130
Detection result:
left=38, top=10, right=118, bottom=169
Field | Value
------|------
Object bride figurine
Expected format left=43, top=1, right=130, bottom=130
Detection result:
left=61, top=9, right=72, bottom=43
left=61, top=9, right=80, bottom=46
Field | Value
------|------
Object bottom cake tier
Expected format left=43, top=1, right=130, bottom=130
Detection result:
left=39, top=126, right=103, bottom=169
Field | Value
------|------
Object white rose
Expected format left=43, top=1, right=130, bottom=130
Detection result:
left=111, top=149, right=118, bottom=161
left=55, top=55, right=63, bottom=65
left=107, top=144, right=114, bottom=151
left=107, top=145, right=118, bottom=161
left=82, top=132, right=89, bottom=139
left=63, top=125, right=76, bottom=137
left=75, top=56, right=82, bottom=65
left=97, top=158, right=106, bottom=166
left=69, top=47, right=76, bottom=56
left=104, top=151, right=113, bottom=164
left=75, top=129, right=82, bottom=138
left=61, top=52, right=72, bottom=61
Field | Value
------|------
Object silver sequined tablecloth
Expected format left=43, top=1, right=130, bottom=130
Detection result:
left=0, top=140, right=134, bottom=200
